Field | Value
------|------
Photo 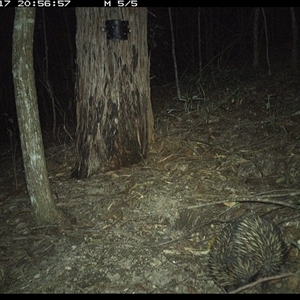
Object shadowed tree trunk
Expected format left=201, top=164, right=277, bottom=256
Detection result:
left=253, top=7, right=259, bottom=70
left=12, top=8, right=62, bottom=226
left=290, top=7, right=298, bottom=73
left=75, top=7, right=153, bottom=178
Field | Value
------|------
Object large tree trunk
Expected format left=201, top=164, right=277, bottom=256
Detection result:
left=75, top=8, right=153, bottom=178
left=12, top=8, right=62, bottom=226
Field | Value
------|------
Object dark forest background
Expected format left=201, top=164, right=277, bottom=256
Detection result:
left=0, top=7, right=298, bottom=144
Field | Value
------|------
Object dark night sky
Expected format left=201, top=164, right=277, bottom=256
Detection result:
left=0, top=7, right=299, bottom=143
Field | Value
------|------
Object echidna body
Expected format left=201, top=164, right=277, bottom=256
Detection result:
left=208, top=215, right=287, bottom=292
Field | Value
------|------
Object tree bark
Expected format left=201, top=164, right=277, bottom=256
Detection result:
left=12, top=8, right=62, bottom=226
left=75, top=8, right=154, bottom=178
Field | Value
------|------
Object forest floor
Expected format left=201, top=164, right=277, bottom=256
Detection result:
left=1, top=69, right=300, bottom=293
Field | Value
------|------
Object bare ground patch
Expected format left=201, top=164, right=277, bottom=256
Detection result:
left=1, top=72, right=300, bottom=293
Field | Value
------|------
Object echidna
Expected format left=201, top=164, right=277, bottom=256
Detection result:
left=208, top=214, right=287, bottom=292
